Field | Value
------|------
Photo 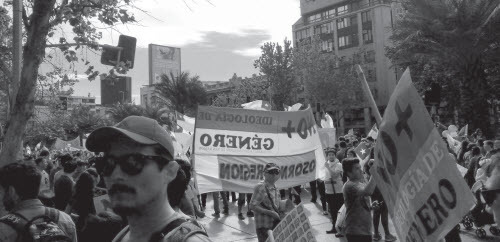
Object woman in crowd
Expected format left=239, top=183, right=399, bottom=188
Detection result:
left=176, top=159, right=205, bottom=219
left=67, top=172, right=124, bottom=242
left=54, top=174, right=74, bottom=211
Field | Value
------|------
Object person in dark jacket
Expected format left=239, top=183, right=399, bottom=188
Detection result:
left=68, top=172, right=124, bottom=242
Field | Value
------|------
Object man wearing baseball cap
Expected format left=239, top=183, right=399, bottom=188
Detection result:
left=250, top=163, right=293, bottom=242
left=86, top=116, right=211, bottom=242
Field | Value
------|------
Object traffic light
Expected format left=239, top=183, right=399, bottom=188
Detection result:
left=118, top=35, right=136, bottom=68
left=100, top=35, right=137, bottom=69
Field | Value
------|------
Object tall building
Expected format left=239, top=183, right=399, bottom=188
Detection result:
left=292, top=0, right=399, bottom=134
left=100, top=76, right=132, bottom=106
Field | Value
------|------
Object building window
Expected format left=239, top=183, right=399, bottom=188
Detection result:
left=308, top=13, right=321, bottom=23
left=315, top=22, right=333, bottom=35
left=338, top=34, right=358, bottom=49
left=361, top=11, right=372, bottom=23
left=337, top=16, right=357, bottom=30
left=337, top=4, right=349, bottom=15
left=338, top=36, right=349, bottom=47
left=322, top=9, right=336, bottom=19
left=321, top=39, right=334, bottom=52
left=314, top=25, right=321, bottom=35
left=296, top=28, right=311, bottom=40
left=363, top=29, right=373, bottom=43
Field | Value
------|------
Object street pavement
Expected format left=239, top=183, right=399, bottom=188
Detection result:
left=196, top=189, right=497, bottom=242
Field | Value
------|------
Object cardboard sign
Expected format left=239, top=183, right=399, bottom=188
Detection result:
left=194, top=106, right=326, bottom=193
left=267, top=204, right=317, bottom=242
left=370, top=69, right=474, bottom=242
left=93, top=194, right=112, bottom=214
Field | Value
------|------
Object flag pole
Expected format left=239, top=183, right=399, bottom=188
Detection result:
left=355, top=64, right=382, bottom=125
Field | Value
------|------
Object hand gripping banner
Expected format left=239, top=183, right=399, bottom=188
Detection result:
left=370, top=69, right=474, bottom=242
left=194, top=106, right=326, bottom=194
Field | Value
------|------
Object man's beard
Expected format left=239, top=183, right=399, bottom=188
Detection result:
left=108, top=184, right=158, bottom=217
left=112, top=204, right=140, bottom=217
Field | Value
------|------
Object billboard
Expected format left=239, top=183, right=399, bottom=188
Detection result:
left=149, top=44, right=181, bottom=85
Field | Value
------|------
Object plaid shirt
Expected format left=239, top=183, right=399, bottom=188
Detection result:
left=250, top=181, right=281, bottom=229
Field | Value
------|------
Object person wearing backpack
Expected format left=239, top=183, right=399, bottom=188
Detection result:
left=85, top=116, right=211, bottom=242
left=0, top=163, right=77, bottom=242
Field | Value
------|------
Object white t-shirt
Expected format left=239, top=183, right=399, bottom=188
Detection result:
left=39, top=170, right=50, bottom=193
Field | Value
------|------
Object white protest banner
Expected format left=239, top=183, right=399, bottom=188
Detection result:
left=318, top=128, right=336, bottom=149
left=370, top=69, right=474, bottom=242
left=194, top=106, right=326, bottom=193
left=266, top=204, right=317, bottom=242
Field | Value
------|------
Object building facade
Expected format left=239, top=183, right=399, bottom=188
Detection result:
left=292, top=0, right=399, bottom=134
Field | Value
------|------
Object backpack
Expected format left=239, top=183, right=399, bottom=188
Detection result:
left=149, top=217, right=208, bottom=242
left=0, top=207, right=72, bottom=242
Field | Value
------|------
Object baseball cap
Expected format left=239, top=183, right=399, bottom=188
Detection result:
left=86, top=116, right=174, bottom=160
left=264, top=163, right=280, bottom=173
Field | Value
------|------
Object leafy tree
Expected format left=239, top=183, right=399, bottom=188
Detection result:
left=24, top=105, right=110, bottom=147
left=64, top=105, right=111, bottom=144
left=154, top=71, right=208, bottom=116
left=387, top=0, right=500, bottom=138
left=254, top=39, right=298, bottom=111
left=293, top=37, right=366, bottom=112
left=107, top=103, right=145, bottom=123
left=0, top=0, right=137, bottom=166
left=211, top=74, right=270, bottom=108
left=0, top=6, right=12, bottom=126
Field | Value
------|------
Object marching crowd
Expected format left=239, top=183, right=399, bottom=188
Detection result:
left=0, top=115, right=499, bottom=242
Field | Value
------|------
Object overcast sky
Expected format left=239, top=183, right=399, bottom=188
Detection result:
left=64, top=0, right=301, bottom=103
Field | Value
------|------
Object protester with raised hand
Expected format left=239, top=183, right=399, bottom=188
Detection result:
left=342, top=158, right=377, bottom=242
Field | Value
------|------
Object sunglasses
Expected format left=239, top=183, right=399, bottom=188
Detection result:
left=480, top=188, right=500, bottom=206
left=95, top=153, right=170, bottom=177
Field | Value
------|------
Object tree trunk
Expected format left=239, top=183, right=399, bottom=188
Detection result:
left=0, top=0, right=56, bottom=167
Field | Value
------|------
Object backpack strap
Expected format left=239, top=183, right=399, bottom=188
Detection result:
left=0, top=213, right=29, bottom=242
left=149, top=218, right=208, bottom=242
left=45, top=207, right=60, bottom=222
left=149, top=218, right=187, bottom=242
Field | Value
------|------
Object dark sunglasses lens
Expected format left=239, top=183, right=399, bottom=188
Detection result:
left=120, top=155, right=144, bottom=176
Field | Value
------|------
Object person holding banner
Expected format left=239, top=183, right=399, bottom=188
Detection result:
left=324, top=149, right=344, bottom=237
left=342, top=158, right=377, bottom=242
left=250, top=163, right=292, bottom=242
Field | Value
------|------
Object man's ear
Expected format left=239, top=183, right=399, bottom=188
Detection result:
left=163, top=161, right=180, bottom=183
left=7, top=186, right=18, bottom=200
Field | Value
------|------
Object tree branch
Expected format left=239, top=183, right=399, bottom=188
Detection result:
left=49, top=0, right=69, bottom=26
